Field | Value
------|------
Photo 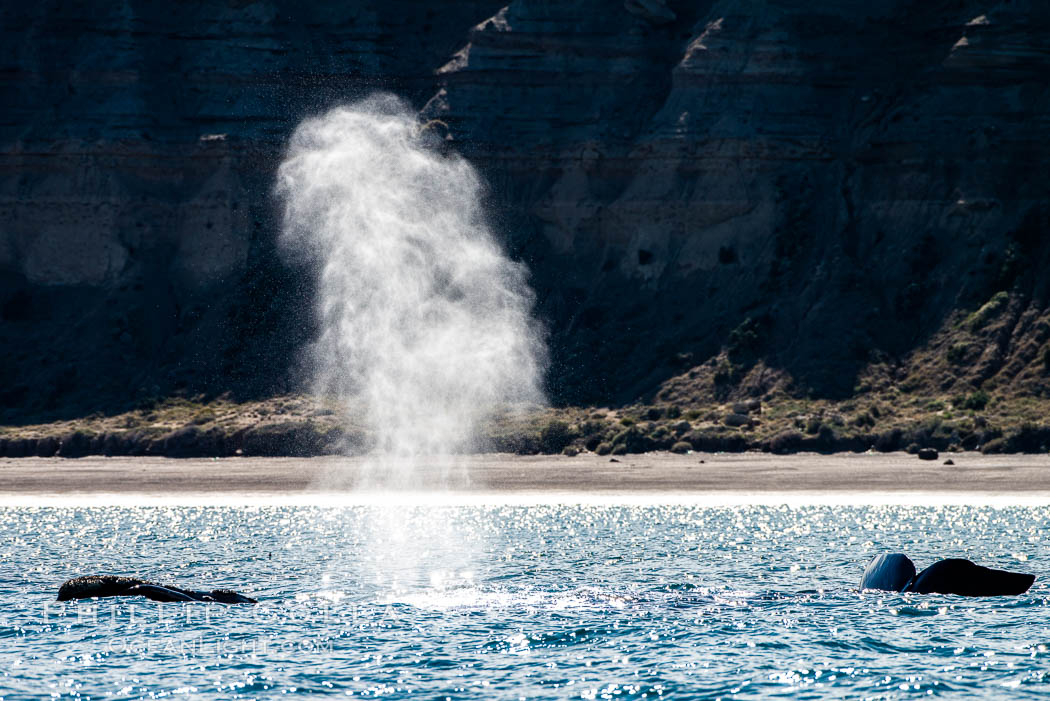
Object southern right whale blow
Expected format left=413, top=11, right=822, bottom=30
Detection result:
left=861, top=553, right=1035, bottom=596
left=275, top=94, right=546, bottom=482
left=274, top=94, right=548, bottom=591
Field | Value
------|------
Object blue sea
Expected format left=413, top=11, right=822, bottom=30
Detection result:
left=1, top=498, right=1048, bottom=698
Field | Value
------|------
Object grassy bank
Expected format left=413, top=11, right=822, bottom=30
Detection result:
left=2, top=390, right=1050, bottom=458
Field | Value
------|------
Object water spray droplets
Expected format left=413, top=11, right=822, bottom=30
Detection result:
left=277, top=94, right=545, bottom=485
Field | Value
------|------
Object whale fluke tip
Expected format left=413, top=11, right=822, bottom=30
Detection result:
left=861, top=553, right=915, bottom=592
left=906, top=559, right=1035, bottom=596
left=861, top=554, right=1035, bottom=596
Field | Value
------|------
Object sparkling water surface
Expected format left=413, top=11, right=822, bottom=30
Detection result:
left=1, top=501, right=1048, bottom=698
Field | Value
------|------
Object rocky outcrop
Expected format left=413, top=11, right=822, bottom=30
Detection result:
left=2, top=0, right=1049, bottom=421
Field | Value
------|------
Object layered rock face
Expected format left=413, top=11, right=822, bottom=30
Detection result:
left=0, top=1, right=504, bottom=418
left=428, top=0, right=1050, bottom=402
left=2, top=0, right=1049, bottom=419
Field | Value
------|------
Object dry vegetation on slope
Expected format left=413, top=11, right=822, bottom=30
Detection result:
left=7, top=290, right=1050, bottom=459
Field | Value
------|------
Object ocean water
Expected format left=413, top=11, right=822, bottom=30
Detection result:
left=1, top=499, right=1047, bottom=699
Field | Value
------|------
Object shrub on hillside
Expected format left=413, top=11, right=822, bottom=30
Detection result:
left=539, top=420, right=575, bottom=453
left=769, top=431, right=803, bottom=454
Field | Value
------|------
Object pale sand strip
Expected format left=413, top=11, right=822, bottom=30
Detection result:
left=0, top=452, right=1049, bottom=496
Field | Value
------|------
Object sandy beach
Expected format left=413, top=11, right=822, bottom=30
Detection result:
left=0, top=452, right=1049, bottom=495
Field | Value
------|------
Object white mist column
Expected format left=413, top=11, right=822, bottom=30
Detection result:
left=276, top=94, right=546, bottom=467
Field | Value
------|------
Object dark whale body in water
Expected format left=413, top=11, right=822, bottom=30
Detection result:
left=57, top=575, right=257, bottom=604
left=861, top=553, right=1034, bottom=596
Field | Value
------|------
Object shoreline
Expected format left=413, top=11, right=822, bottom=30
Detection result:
left=2, top=452, right=1049, bottom=495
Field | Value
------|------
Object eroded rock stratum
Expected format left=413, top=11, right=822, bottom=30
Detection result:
left=2, top=1, right=1049, bottom=423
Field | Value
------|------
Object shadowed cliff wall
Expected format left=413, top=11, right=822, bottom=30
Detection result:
left=2, top=0, right=1049, bottom=422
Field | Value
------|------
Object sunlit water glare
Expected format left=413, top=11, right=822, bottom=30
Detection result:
left=2, top=503, right=1048, bottom=698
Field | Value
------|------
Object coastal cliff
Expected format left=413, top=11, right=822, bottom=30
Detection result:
left=2, top=1, right=1049, bottom=449
left=424, top=0, right=1050, bottom=404
left=0, top=1, right=505, bottom=417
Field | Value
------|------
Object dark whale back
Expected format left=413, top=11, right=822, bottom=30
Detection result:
left=861, top=553, right=916, bottom=592
left=207, top=589, right=258, bottom=604
left=905, top=559, right=1035, bottom=596
left=57, top=575, right=256, bottom=604
left=124, top=584, right=201, bottom=602
left=57, top=575, right=150, bottom=601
